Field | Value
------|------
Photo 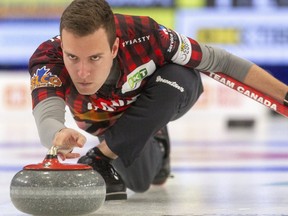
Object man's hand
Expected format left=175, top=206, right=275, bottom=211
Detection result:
left=52, top=128, right=87, bottom=160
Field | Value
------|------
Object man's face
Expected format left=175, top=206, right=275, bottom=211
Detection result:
left=61, top=28, right=119, bottom=95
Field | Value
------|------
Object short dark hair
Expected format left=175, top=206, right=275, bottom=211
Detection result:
left=60, top=0, right=116, bottom=48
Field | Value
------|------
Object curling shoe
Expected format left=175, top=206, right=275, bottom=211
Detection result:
left=152, top=126, right=171, bottom=185
left=78, top=147, right=127, bottom=200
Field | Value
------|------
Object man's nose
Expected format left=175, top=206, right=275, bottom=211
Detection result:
left=78, top=61, right=90, bottom=79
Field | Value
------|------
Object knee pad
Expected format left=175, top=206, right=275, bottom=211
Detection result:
left=127, top=181, right=150, bottom=193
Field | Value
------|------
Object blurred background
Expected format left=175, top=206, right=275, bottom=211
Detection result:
left=0, top=0, right=287, bottom=144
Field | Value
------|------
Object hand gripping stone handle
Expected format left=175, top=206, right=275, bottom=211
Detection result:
left=46, top=146, right=59, bottom=159
left=200, top=71, right=288, bottom=118
left=23, top=146, right=92, bottom=170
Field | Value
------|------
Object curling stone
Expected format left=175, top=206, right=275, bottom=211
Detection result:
left=10, top=146, right=106, bottom=216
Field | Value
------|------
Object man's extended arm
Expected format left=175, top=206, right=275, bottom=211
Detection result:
left=33, top=96, right=66, bottom=148
left=33, top=96, right=86, bottom=159
left=243, top=64, right=288, bottom=104
left=196, top=43, right=288, bottom=104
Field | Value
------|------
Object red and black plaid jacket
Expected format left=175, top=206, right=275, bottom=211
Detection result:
left=29, top=14, right=202, bottom=136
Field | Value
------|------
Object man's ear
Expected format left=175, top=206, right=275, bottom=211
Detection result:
left=112, top=37, right=119, bottom=58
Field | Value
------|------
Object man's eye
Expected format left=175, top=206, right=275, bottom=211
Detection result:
left=91, top=56, right=100, bottom=61
left=68, top=55, right=77, bottom=60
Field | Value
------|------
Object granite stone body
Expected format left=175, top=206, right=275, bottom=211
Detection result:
left=10, top=169, right=106, bottom=216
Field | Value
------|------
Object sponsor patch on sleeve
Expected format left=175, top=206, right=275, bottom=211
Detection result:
left=30, top=66, right=62, bottom=91
left=171, top=33, right=192, bottom=65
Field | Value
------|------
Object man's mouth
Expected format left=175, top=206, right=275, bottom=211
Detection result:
left=78, top=82, right=92, bottom=87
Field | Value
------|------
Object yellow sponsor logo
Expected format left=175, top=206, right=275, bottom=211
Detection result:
left=197, top=28, right=240, bottom=44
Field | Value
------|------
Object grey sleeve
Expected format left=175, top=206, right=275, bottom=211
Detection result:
left=33, top=96, right=66, bottom=149
left=196, top=43, right=254, bottom=82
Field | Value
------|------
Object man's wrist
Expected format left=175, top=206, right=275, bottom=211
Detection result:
left=284, top=92, right=288, bottom=107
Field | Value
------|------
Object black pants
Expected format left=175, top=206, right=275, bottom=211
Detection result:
left=104, top=64, right=203, bottom=192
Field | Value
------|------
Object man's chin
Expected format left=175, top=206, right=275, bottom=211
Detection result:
left=76, top=88, right=97, bottom=95
left=80, top=92, right=93, bottom=95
